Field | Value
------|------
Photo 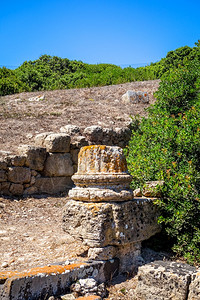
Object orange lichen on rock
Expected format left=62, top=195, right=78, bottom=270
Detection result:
left=77, top=145, right=127, bottom=174
left=75, top=295, right=101, bottom=300
left=0, top=262, right=88, bottom=281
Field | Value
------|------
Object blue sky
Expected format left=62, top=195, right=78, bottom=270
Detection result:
left=0, top=0, right=199, bottom=68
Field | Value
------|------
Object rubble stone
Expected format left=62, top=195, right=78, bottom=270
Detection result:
left=60, top=125, right=80, bottom=136
left=8, top=167, right=31, bottom=184
left=142, top=180, right=164, bottom=197
left=43, top=133, right=71, bottom=153
left=10, top=155, right=26, bottom=167
left=10, top=183, right=24, bottom=195
left=122, top=90, right=149, bottom=104
left=83, top=126, right=103, bottom=144
left=18, top=145, right=47, bottom=171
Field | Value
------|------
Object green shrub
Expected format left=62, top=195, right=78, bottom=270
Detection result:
left=125, top=57, right=200, bottom=264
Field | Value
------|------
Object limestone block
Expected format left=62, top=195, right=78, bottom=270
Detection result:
left=83, top=126, right=103, bottom=144
left=134, top=261, right=195, bottom=300
left=142, top=181, right=164, bottom=197
left=34, top=132, right=54, bottom=146
left=0, top=170, right=7, bottom=182
left=44, top=153, right=74, bottom=177
left=0, top=182, right=10, bottom=195
left=122, top=90, right=149, bottom=104
left=8, top=167, right=31, bottom=184
left=88, top=246, right=117, bottom=260
left=34, top=176, right=73, bottom=194
left=60, top=124, right=80, bottom=135
left=70, top=136, right=88, bottom=150
left=63, top=199, right=161, bottom=248
left=43, top=133, right=71, bottom=153
left=18, top=145, right=47, bottom=171
left=188, top=270, right=200, bottom=300
left=10, top=183, right=24, bottom=195
left=10, top=155, right=26, bottom=167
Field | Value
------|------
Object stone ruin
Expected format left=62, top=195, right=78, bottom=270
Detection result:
left=63, top=145, right=161, bottom=273
left=0, top=125, right=131, bottom=197
left=1, top=144, right=200, bottom=299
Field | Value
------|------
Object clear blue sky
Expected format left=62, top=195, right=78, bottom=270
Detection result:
left=0, top=0, right=199, bottom=68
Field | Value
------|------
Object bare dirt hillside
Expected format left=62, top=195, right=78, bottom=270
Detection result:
left=0, top=80, right=160, bottom=153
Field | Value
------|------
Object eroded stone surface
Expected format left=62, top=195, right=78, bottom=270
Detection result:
left=188, top=270, right=200, bottom=300
left=18, top=145, right=47, bottom=171
left=8, top=167, right=31, bottom=184
left=43, top=133, right=71, bottom=153
left=134, top=260, right=196, bottom=300
left=69, top=145, right=133, bottom=202
left=63, top=199, right=161, bottom=248
left=44, top=153, right=74, bottom=177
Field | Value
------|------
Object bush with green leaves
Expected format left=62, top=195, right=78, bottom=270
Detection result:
left=125, top=56, right=200, bottom=264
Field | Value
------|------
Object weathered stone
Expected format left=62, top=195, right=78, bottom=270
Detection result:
left=116, top=242, right=142, bottom=273
left=88, top=246, right=117, bottom=260
left=60, top=125, right=80, bottom=135
left=44, top=153, right=74, bottom=177
left=69, top=145, right=133, bottom=202
left=34, top=132, right=54, bottom=146
left=71, top=278, right=107, bottom=298
left=10, top=155, right=26, bottom=167
left=18, top=145, right=47, bottom=171
left=134, top=260, right=195, bottom=300
left=133, top=188, right=142, bottom=197
left=31, top=170, right=38, bottom=176
left=142, top=181, right=164, bottom=197
left=0, top=260, right=115, bottom=300
left=70, top=136, right=88, bottom=149
left=23, top=186, right=38, bottom=195
left=10, top=183, right=24, bottom=195
left=63, top=198, right=161, bottom=248
left=188, top=270, right=200, bottom=300
left=0, top=182, right=10, bottom=195
left=102, top=128, right=115, bottom=146
left=8, top=167, right=31, bottom=184
left=34, top=176, right=73, bottom=194
left=112, top=127, right=131, bottom=146
left=43, top=133, right=71, bottom=153
left=0, top=159, right=7, bottom=170
left=83, top=126, right=103, bottom=144
left=0, top=170, right=7, bottom=182
left=122, top=90, right=149, bottom=104
left=70, top=149, right=79, bottom=165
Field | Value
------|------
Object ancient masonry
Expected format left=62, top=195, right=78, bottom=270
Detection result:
left=0, top=125, right=131, bottom=197
left=63, top=145, right=161, bottom=273
left=1, top=144, right=200, bottom=299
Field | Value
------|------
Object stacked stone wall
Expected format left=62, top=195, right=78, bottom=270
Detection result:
left=0, top=125, right=131, bottom=197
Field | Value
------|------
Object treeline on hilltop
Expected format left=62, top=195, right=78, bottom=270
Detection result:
left=0, top=41, right=200, bottom=96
